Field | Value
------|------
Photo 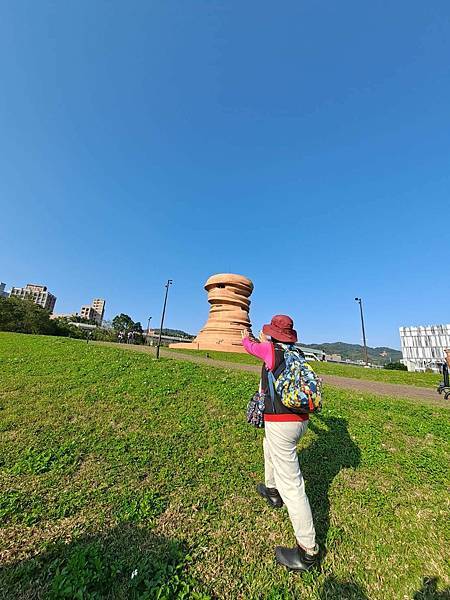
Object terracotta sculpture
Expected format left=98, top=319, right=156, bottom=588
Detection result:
left=170, top=273, right=253, bottom=353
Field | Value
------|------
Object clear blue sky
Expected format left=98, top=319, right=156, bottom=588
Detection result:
left=1, top=1, right=449, bottom=349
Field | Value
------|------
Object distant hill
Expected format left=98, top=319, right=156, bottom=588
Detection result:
left=303, top=342, right=402, bottom=365
left=152, top=328, right=195, bottom=339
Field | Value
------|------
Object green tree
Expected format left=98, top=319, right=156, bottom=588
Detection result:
left=0, top=297, right=57, bottom=335
left=51, top=317, right=85, bottom=339
left=111, top=314, right=146, bottom=344
left=112, top=314, right=135, bottom=334
left=91, top=327, right=117, bottom=342
left=132, top=321, right=144, bottom=344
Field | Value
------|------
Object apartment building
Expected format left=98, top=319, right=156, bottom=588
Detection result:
left=80, top=298, right=105, bottom=325
left=79, top=305, right=96, bottom=321
left=10, top=283, right=57, bottom=312
left=91, top=298, right=105, bottom=324
left=399, top=324, right=450, bottom=372
left=0, top=282, right=8, bottom=298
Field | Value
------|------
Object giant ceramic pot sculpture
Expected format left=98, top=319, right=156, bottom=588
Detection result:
left=170, top=273, right=253, bottom=353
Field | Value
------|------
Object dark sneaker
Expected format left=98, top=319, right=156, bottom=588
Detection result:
left=275, top=544, right=319, bottom=572
left=256, top=483, right=283, bottom=509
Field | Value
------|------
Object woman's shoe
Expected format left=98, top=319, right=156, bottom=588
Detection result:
left=275, top=544, right=319, bottom=572
left=256, top=483, right=284, bottom=508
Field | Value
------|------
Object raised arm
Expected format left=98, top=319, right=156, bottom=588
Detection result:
left=241, top=335, right=275, bottom=371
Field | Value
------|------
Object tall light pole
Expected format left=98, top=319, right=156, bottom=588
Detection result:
left=355, top=297, right=369, bottom=365
left=156, top=280, right=173, bottom=359
left=146, top=316, right=152, bottom=346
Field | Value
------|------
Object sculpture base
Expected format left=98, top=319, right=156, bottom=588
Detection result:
left=169, top=341, right=246, bottom=354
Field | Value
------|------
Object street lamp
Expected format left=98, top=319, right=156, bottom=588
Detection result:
left=146, top=316, right=152, bottom=346
left=355, top=297, right=369, bottom=365
left=156, top=280, right=173, bottom=359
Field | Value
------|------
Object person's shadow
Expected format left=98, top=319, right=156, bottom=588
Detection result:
left=0, top=523, right=211, bottom=599
left=298, top=413, right=361, bottom=552
left=318, top=575, right=369, bottom=599
left=413, top=577, right=450, bottom=599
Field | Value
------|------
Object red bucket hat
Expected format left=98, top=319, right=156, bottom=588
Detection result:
left=262, top=315, right=297, bottom=343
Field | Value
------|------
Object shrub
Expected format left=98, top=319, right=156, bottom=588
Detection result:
left=384, top=361, right=408, bottom=371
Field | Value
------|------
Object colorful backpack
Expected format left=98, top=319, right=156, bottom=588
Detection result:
left=270, top=344, right=323, bottom=413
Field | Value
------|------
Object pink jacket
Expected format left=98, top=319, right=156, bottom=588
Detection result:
left=242, top=337, right=275, bottom=370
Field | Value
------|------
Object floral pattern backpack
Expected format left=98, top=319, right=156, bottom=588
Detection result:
left=270, top=344, right=323, bottom=414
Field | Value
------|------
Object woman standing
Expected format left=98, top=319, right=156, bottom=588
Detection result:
left=242, top=314, right=319, bottom=572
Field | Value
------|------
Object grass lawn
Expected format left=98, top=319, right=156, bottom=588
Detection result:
left=1, top=333, right=449, bottom=599
left=167, top=347, right=441, bottom=388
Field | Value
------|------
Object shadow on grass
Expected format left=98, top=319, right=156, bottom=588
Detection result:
left=0, top=523, right=211, bottom=600
left=413, top=577, right=450, bottom=599
left=299, top=414, right=361, bottom=550
left=318, top=575, right=369, bottom=599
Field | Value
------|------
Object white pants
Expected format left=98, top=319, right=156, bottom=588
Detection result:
left=264, top=420, right=316, bottom=549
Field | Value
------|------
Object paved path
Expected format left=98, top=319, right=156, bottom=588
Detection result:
left=93, top=342, right=447, bottom=406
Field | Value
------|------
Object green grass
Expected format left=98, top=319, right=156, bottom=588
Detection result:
left=167, top=347, right=441, bottom=388
left=1, top=332, right=449, bottom=599
left=167, top=346, right=261, bottom=365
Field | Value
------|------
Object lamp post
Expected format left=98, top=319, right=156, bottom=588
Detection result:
left=146, top=316, right=152, bottom=346
left=355, top=297, right=369, bottom=365
left=156, top=280, right=173, bottom=359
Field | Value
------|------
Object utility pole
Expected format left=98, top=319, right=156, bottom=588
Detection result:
left=355, top=297, right=369, bottom=365
left=156, top=280, right=173, bottom=359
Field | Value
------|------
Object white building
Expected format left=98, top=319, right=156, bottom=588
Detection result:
left=399, top=324, right=450, bottom=372
left=10, top=283, right=57, bottom=312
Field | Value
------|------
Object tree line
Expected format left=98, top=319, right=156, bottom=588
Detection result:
left=0, top=296, right=146, bottom=343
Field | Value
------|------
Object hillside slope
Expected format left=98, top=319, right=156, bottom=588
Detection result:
left=1, top=333, right=448, bottom=599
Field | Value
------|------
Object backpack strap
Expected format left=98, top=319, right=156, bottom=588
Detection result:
left=272, top=360, right=286, bottom=380
left=266, top=344, right=288, bottom=412
left=271, top=343, right=288, bottom=379
left=267, top=371, right=276, bottom=412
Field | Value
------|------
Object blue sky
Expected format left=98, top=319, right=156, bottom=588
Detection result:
left=1, top=1, right=449, bottom=349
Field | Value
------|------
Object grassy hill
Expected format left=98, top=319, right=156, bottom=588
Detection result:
left=166, top=347, right=440, bottom=388
left=167, top=335, right=403, bottom=365
left=1, top=333, right=449, bottom=599
left=169, top=338, right=402, bottom=365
